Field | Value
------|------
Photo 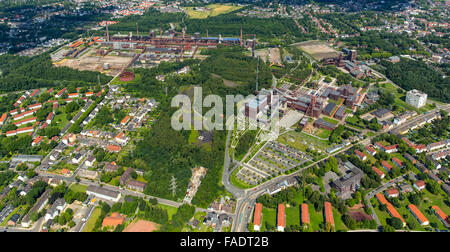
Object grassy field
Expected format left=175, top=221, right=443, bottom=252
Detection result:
left=188, top=129, right=199, bottom=144
left=82, top=207, right=102, bottom=232
left=184, top=4, right=242, bottom=19
left=345, top=116, right=366, bottom=129
left=314, top=128, right=332, bottom=139
left=285, top=205, right=300, bottom=227
left=260, top=207, right=276, bottom=232
left=69, top=183, right=88, bottom=193
left=277, top=130, right=331, bottom=153
left=110, top=73, right=142, bottom=85
left=322, top=116, right=339, bottom=125
left=158, top=204, right=178, bottom=221
left=53, top=113, right=69, bottom=130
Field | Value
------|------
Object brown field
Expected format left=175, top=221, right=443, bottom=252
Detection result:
left=123, top=220, right=159, bottom=232
left=293, top=40, right=340, bottom=61
left=54, top=50, right=133, bottom=76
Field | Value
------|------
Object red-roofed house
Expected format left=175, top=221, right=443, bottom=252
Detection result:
left=32, top=136, right=44, bottom=146
left=68, top=93, right=79, bottom=98
left=408, top=204, right=429, bottom=226
left=385, top=189, right=399, bottom=198
left=386, top=203, right=406, bottom=227
left=277, top=204, right=285, bottom=232
left=55, top=88, right=66, bottom=98
left=253, top=203, right=262, bottom=231
left=13, top=117, right=37, bottom=127
left=384, top=144, right=398, bottom=153
left=301, top=203, right=310, bottom=227
left=324, top=202, right=334, bottom=230
left=355, top=150, right=367, bottom=161
left=376, top=193, right=388, bottom=205
left=107, top=145, right=121, bottom=153
left=40, top=122, right=48, bottom=130
left=0, top=113, right=7, bottom=125
left=372, top=166, right=385, bottom=179
left=85, top=92, right=94, bottom=97
left=6, top=130, right=17, bottom=137
left=16, top=126, right=34, bottom=135
left=46, top=112, right=54, bottom=124
left=413, top=180, right=426, bottom=191
left=120, top=115, right=130, bottom=125
left=365, top=145, right=377, bottom=156
left=432, top=206, right=449, bottom=227
left=381, top=161, right=393, bottom=173
left=392, top=157, right=403, bottom=168
left=29, top=89, right=39, bottom=98
left=27, top=103, right=42, bottom=110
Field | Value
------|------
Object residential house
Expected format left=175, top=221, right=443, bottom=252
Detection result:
left=277, top=204, right=286, bottom=232
left=372, top=166, right=385, bottom=179
left=408, top=204, right=429, bottom=226
left=413, top=180, right=426, bottom=191
left=253, top=203, right=262, bottom=231
left=432, top=206, right=449, bottom=227
left=385, top=189, right=399, bottom=198
left=127, top=180, right=146, bottom=192
left=324, top=202, right=334, bottom=229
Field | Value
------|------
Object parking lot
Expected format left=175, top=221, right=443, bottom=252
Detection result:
left=235, top=141, right=312, bottom=185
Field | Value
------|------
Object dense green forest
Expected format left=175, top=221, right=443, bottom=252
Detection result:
left=380, top=59, right=449, bottom=103
left=105, top=10, right=184, bottom=35
left=0, top=54, right=112, bottom=93
left=342, top=31, right=427, bottom=59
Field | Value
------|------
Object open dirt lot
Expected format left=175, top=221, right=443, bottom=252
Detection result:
left=294, top=40, right=340, bottom=61
left=123, top=220, right=159, bottom=232
left=54, top=50, right=133, bottom=76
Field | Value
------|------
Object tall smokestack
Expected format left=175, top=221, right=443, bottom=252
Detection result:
left=206, top=29, right=208, bottom=37
left=160, top=27, right=162, bottom=38
left=136, top=22, right=139, bottom=38
left=240, top=26, right=243, bottom=47
left=106, top=21, right=109, bottom=42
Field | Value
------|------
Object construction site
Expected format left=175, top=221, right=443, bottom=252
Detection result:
left=52, top=23, right=257, bottom=77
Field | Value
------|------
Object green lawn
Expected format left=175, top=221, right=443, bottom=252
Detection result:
left=345, top=116, right=366, bottom=129
left=260, top=207, right=276, bottom=232
left=285, top=206, right=300, bottom=227
left=277, top=131, right=331, bottom=153
left=322, top=116, right=339, bottom=125
left=53, top=113, right=69, bottom=130
left=314, top=128, right=332, bottom=139
left=69, top=183, right=88, bottom=193
left=308, top=204, right=324, bottom=231
left=82, top=207, right=102, bottom=232
left=158, top=204, right=178, bottom=221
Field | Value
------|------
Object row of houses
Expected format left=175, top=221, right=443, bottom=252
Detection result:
left=253, top=202, right=333, bottom=232
left=402, top=137, right=450, bottom=153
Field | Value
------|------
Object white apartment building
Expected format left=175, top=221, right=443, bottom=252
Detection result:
left=406, top=89, right=427, bottom=108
